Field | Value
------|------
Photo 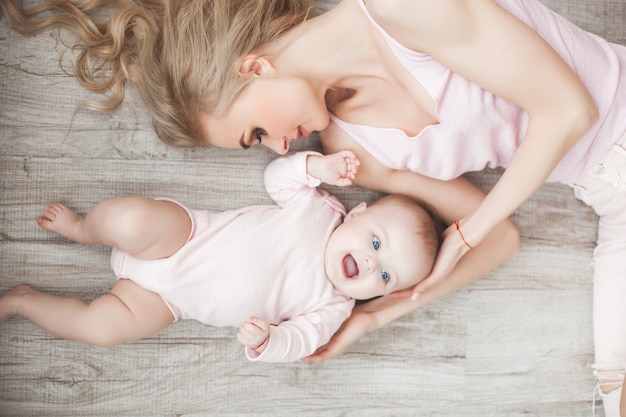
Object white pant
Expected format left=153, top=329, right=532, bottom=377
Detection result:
left=571, top=129, right=626, bottom=417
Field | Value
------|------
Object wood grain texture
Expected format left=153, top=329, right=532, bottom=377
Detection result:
left=1, top=1, right=623, bottom=416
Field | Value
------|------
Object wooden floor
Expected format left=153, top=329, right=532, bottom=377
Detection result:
left=1, top=1, right=624, bottom=416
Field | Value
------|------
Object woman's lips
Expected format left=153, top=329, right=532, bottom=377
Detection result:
left=342, top=254, right=359, bottom=279
left=299, top=126, right=311, bottom=138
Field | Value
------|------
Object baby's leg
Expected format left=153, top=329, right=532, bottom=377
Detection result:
left=0, top=280, right=174, bottom=346
left=38, top=197, right=192, bottom=259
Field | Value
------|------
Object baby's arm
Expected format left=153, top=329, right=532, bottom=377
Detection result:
left=239, top=298, right=354, bottom=362
left=264, top=151, right=360, bottom=207
left=237, top=316, right=270, bottom=354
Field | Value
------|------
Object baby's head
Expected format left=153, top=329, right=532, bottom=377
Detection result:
left=324, top=195, right=442, bottom=300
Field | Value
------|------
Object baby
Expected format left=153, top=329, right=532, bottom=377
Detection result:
left=0, top=151, right=441, bottom=362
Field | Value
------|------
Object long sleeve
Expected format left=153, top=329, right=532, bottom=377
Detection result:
left=245, top=296, right=355, bottom=362
left=263, top=151, right=323, bottom=207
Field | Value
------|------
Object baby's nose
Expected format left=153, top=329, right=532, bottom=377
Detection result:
left=365, top=256, right=379, bottom=271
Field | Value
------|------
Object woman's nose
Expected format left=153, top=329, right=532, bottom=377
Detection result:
left=263, top=136, right=290, bottom=155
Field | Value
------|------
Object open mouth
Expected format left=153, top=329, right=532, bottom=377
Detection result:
left=342, top=254, right=359, bottom=279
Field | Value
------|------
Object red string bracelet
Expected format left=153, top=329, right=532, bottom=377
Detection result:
left=455, top=220, right=473, bottom=249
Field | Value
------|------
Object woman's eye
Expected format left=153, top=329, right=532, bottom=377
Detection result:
left=372, top=236, right=380, bottom=250
left=254, top=128, right=266, bottom=144
left=381, top=269, right=389, bottom=282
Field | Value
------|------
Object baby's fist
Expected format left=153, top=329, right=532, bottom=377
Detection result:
left=237, top=316, right=270, bottom=353
left=308, top=151, right=360, bottom=186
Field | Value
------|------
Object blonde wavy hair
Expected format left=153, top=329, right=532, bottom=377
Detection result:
left=1, top=0, right=315, bottom=147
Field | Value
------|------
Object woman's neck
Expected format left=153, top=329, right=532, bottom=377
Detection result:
left=261, top=0, right=385, bottom=91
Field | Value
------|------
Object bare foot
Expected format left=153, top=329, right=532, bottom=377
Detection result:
left=0, top=284, right=33, bottom=325
left=37, top=203, right=84, bottom=242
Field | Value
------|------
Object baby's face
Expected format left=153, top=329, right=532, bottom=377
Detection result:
left=324, top=200, right=432, bottom=300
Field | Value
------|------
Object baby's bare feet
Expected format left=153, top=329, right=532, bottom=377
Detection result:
left=37, top=203, right=84, bottom=242
left=0, top=284, right=33, bottom=325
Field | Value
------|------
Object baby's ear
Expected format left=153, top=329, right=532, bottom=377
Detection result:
left=344, top=202, right=367, bottom=221
left=238, top=55, right=276, bottom=77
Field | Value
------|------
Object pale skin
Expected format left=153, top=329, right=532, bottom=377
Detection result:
left=203, top=0, right=599, bottom=362
left=0, top=151, right=359, bottom=352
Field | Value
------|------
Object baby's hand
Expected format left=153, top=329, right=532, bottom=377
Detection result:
left=307, top=151, right=360, bottom=186
left=237, top=316, right=270, bottom=353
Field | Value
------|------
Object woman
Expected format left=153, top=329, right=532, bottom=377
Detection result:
left=4, top=0, right=624, bottom=414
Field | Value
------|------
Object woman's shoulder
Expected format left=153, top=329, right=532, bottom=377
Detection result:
left=364, top=0, right=486, bottom=52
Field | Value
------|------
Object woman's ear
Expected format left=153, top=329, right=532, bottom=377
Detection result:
left=238, top=55, right=276, bottom=77
left=344, top=202, right=367, bottom=221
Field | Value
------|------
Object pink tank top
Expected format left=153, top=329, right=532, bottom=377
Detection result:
left=330, top=0, right=626, bottom=183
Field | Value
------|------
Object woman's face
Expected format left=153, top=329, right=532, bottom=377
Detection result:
left=201, top=74, right=329, bottom=154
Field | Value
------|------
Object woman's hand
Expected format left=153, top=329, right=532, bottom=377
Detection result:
left=306, top=150, right=360, bottom=186
left=302, top=303, right=376, bottom=363
left=410, top=219, right=472, bottom=300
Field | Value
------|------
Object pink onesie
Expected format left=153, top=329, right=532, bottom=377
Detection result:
left=110, top=151, right=355, bottom=362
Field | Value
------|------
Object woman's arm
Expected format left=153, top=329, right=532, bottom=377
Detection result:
left=304, top=123, right=519, bottom=362
left=367, top=0, right=597, bottom=282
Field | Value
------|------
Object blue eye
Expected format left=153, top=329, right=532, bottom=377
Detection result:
left=381, top=269, right=389, bottom=282
left=372, top=236, right=380, bottom=250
